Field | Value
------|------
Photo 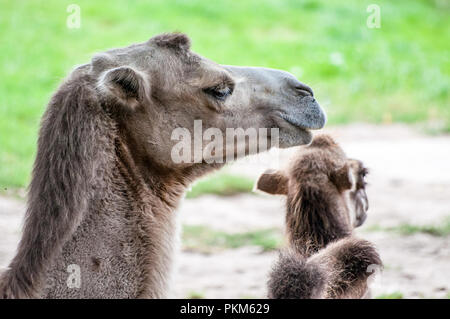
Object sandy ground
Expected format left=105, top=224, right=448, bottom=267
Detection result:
left=1, top=124, right=449, bottom=298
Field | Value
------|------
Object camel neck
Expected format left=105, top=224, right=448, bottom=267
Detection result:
left=113, top=136, right=187, bottom=213
left=286, top=186, right=351, bottom=257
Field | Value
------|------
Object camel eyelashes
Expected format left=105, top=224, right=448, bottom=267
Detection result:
left=203, top=85, right=233, bottom=101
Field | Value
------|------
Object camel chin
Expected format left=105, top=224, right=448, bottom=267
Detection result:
left=278, top=125, right=313, bottom=148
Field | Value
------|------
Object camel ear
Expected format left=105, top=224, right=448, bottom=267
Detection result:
left=255, top=169, right=289, bottom=195
left=100, top=66, right=146, bottom=107
left=330, top=163, right=353, bottom=191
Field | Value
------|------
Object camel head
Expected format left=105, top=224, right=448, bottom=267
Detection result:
left=256, top=134, right=369, bottom=229
left=91, top=33, right=326, bottom=172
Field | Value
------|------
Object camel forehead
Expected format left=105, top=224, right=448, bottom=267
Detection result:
left=101, top=41, right=171, bottom=65
left=105, top=41, right=151, bottom=58
left=91, top=33, right=200, bottom=72
left=106, top=33, right=191, bottom=57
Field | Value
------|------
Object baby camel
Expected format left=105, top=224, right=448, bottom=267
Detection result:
left=256, top=134, right=381, bottom=299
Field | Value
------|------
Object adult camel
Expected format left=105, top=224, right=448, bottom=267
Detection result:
left=0, top=33, right=326, bottom=298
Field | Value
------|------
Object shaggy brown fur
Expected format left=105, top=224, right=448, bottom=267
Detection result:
left=257, top=134, right=382, bottom=299
left=0, top=33, right=326, bottom=298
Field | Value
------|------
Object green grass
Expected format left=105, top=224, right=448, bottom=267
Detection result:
left=186, top=291, right=205, bottom=299
left=0, top=0, right=449, bottom=188
left=186, top=173, right=255, bottom=198
left=182, top=225, right=282, bottom=253
left=393, top=222, right=450, bottom=236
left=367, top=218, right=450, bottom=237
left=375, top=292, right=404, bottom=299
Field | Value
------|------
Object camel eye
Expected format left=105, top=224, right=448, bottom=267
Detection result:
left=360, top=167, right=368, bottom=178
left=359, top=168, right=369, bottom=187
left=203, top=85, right=233, bottom=101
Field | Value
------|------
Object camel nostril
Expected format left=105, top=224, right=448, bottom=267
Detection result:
left=296, top=89, right=312, bottom=97
left=294, top=83, right=314, bottom=97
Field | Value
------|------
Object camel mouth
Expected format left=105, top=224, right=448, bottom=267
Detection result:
left=279, top=97, right=327, bottom=131
left=278, top=114, right=314, bottom=146
left=280, top=114, right=314, bottom=131
left=355, top=212, right=367, bottom=228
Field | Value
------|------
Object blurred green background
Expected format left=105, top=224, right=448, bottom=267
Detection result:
left=0, top=0, right=449, bottom=189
